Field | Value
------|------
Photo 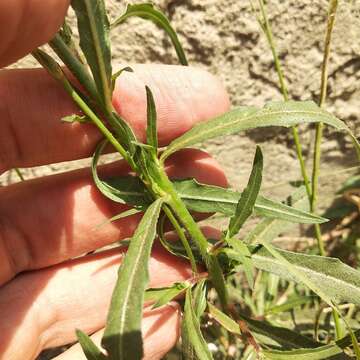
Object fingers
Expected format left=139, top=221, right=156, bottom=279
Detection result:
left=0, top=245, right=191, bottom=360
left=0, top=0, right=70, bottom=67
left=0, top=65, right=230, bottom=174
left=55, top=303, right=181, bottom=360
left=0, top=149, right=227, bottom=285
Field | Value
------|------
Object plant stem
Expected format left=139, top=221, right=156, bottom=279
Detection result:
left=162, top=205, right=198, bottom=274
left=50, top=34, right=99, bottom=103
left=14, top=168, right=25, bottom=181
left=311, top=0, right=338, bottom=256
left=256, top=0, right=312, bottom=200
left=60, top=76, right=129, bottom=162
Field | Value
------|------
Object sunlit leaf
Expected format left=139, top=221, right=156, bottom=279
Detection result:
left=228, top=146, right=263, bottom=237
left=208, top=303, right=241, bottom=335
left=183, top=287, right=214, bottom=360
left=94, top=175, right=326, bottom=224
left=161, top=101, right=359, bottom=160
left=112, top=3, right=188, bottom=65
left=150, top=282, right=188, bottom=309
left=76, top=330, right=106, bottom=360
left=244, top=185, right=310, bottom=244
left=243, top=245, right=360, bottom=305
left=91, top=140, right=149, bottom=205
left=227, top=237, right=254, bottom=288
left=101, top=198, right=163, bottom=360
left=145, top=86, right=158, bottom=151
left=111, top=66, right=133, bottom=91
left=208, top=255, right=228, bottom=310
left=265, top=295, right=315, bottom=315
left=263, top=330, right=359, bottom=360
left=72, top=0, right=113, bottom=109
left=193, top=279, right=208, bottom=318
left=96, top=208, right=141, bottom=229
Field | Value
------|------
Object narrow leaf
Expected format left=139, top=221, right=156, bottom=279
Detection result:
left=112, top=66, right=133, bottom=91
left=227, top=237, right=254, bottom=288
left=208, top=255, right=228, bottom=310
left=241, top=245, right=360, bottom=305
left=265, top=295, right=315, bottom=315
left=263, top=338, right=355, bottom=359
left=76, top=330, right=106, bottom=360
left=244, top=185, right=311, bottom=244
left=193, top=279, right=208, bottom=318
left=228, top=146, right=263, bottom=237
left=101, top=198, right=163, bottom=360
left=208, top=303, right=241, bottom=335
left=145, top=86, right=158, bottom=150
left=145, top=282, right=187, bottom=304
left=72, top=0, right=112, bottom=109
left=96, top=208, right=141, bottom=229
left=161, top=101, right=359, bottom=160
left=183, top=287, right=214, bottom=360
left=96, top=175, right=326, bottom=224
left=112, top=3, right=188, bottom=65
left=238, top=313, right=321, bottom=349
left=91, top=140, right=149, bottom=205
left=49, top=34, right=99, bottom=103
left=151, top=283, right=188, bottom=309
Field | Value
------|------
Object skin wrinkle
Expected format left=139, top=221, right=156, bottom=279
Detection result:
left=0, top=246, right=192, bottom=358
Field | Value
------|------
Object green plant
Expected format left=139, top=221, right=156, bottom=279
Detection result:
left=33, top=1, right=360, bottom=359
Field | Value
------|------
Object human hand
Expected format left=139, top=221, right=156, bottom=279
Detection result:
left=0, top=1, right=230, bottom=359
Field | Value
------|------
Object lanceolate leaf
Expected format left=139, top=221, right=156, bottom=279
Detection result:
left=151, top=283, right=188, bottom=309
left=263, top=334, right=357, bottom=360
left=72, top=0, right=113, bottom=109
left=181, top=281, right=207, bottom=360
left=101, top=199, right=163, bottom=360
left=244, top=185, right=311, bottom=244
left=228, top=146, right=263, bottom=237
left=94, top=174, right=326, bottom=224
left=208, top=255, right=228, bottom=310
left=174, top=179, right=326, bottom=223
left=183, top=288, right=214, bottom=360
left=161, top=101, right=359, bottom=160
left=208, top=303, right=241, bottom=335
left=91, top=140, right=149, bottom=206
left=239, top=313, right=321, bottom=349
left=227, top=237, right=254, bottom=288
left=76, top=330, right=106, bottom=360
left=145, top=282, right=188, bottom=306
left=193, top=280, right=208, bottom=318
left=244, top=245, right=360, bottom=305
left=145, top=86, right=158, bottom=150
left=112, top=3, right=188, bottom=65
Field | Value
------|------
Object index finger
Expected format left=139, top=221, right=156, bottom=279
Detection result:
left=0, top=65, right=230, bottom=174
left=0, top=0, right=70, bottom=67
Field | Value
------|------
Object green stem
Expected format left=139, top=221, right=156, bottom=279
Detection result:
left=162, top=205, right=198, bottom=274
left=60, top=76, right=129, bottom=161
left=257, top=0, right=311, bottom=200
left=311, top=0, right=338, bottom=256
left=50, top=34, right=100, bottom=103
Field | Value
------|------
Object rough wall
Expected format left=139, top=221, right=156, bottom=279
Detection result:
left=2, top=0, right=360, bottom=210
